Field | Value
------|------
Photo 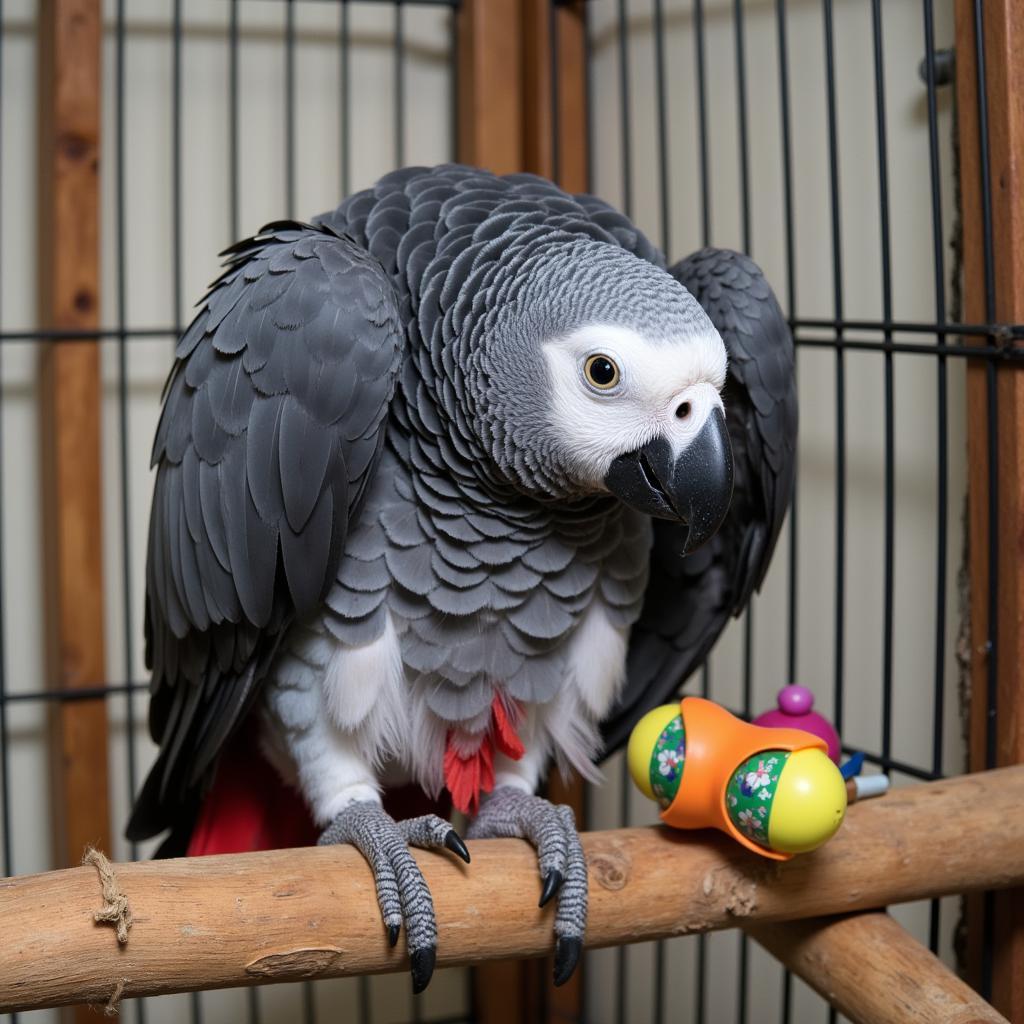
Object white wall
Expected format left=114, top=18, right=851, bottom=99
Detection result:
left=0, top=1, right=966, bottom=1022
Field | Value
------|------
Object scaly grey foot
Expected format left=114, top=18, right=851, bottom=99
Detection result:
left=467, top=786, right=587, bottom=986
left=318, top=803, right=470, bottom=993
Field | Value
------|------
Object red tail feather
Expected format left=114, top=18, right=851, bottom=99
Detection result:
left=443, top=694, right=524, bottom=815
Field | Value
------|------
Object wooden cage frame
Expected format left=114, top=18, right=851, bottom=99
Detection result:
left=24, top=0, right=1024, bottom=1021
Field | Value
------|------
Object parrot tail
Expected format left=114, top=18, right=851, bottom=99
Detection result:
left=187, top=723, right=319, bottom=856
left=443, top=695, right=525, bottom=816
left=185, top=719, right=455, bottom=856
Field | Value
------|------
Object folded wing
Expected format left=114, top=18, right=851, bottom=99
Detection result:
left=128, top=223, right=404, bottom=843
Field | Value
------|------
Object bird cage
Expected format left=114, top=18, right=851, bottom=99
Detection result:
left=0, top=1, right=1022, bottom=1023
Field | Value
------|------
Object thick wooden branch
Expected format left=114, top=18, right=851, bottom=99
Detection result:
left=748, top=912, right=1008, bottom=1024
left=2, top=767, right=1023, bottom=1014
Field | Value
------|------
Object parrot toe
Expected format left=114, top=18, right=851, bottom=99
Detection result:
left=398, top=813, right=471, bottom=863
left=410, top=946, right=437, bottom=995
left=539, top=869, right=563, bottom=907
left=554, top=936, right=583, bottom=987
left=320, top=802, right=463, bottom=994
left=443, top=829, right=471, bottom=863
left=467, top=787, right=588, bottom=984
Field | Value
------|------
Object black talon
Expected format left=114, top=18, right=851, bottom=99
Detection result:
left=539, top=870, right=563, bottom=908
left=388, top=924, right=400, bottom=947
left=444, top=829, right=471, bottom=864
left=410, top=945, right=437, bottom=994
left=553, top=935, right=582, bottom=987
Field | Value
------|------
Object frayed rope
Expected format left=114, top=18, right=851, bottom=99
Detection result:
left=89, top=977, right=127, bottom=1018
left=83, top=846, right=133, bottom=945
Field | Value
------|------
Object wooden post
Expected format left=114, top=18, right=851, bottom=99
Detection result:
left=455, top=3, right=529, bottom=1019
left=458, top=2, right=590, bottom=1018
left=520, top=4, right=590, bottom=1020
left=955, top=1, right=1024, bottom=1018
left=37, top=0, right=111, bottom=882
left=456, top=0, right=524, bottom=176
left=749, top=912, right=1009, bottom=1024
left=1, top=766, right=1024, bottom=1015
left=522, top=0, right=589, bottom=194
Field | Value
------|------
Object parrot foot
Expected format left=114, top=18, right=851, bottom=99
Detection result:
left=467, top=786, right=587, bottom=986
left=318, top=803, right=468, bottom=993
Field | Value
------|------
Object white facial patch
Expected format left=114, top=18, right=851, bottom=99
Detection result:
left=541, top=323, right=727, bottom=487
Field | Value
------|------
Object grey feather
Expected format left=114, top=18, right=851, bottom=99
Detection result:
left=279, top=399, right=334, bottom=532
left=129, top=222, right=403, bottom=843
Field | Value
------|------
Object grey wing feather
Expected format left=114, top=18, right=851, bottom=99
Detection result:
left=601, top=248, right=797, bottom=754
left=127, top=222, right=403, bottom=843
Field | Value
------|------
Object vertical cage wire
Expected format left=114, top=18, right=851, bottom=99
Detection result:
left=0, top=0, right=11, bottom=897
left=0, top=4, right=17, bottom=1012
left=775, top=47, right=798, bottom=1015
left=821, top=0, right=845, bottom=760
left=922, top=0, right=948, bottom=956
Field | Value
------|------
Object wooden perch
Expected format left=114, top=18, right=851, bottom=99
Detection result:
left=749, top=912, right=1009, bottom=1024
left=1, top=766, right=1023, bottom=1013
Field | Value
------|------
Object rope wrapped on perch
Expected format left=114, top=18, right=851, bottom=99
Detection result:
left=0, top=766, right=1021, bottom=1016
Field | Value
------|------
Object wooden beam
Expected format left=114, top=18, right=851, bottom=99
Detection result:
left=37, top=0, right=111, bottom=867
left=37, top=7, right=111, bottom=1020
left=456, top=3, right=525, bottom=1019
left=0, top=767, right=1022, bottom=1015
left=749, top=912, right=1008, bottom=1024
left=522, top=0, right=588, bottom=193
left=955, top=0, right=1024, bottom=1016
left=456, top=0, right=523, bottom=175
left=519, top=1, right=590, bottom=1016
left=463, top=3, right=591, bottom=1018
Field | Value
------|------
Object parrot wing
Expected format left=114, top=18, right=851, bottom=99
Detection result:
left=127, top=222, right=404, bottom=843
left=600, top=247, right=797, bottom=754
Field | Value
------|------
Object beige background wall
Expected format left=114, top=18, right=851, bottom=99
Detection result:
left=0, top=0, right=964, bottom=1021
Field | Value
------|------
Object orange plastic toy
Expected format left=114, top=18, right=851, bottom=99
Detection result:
left=628, top=697, right=848, bottom=860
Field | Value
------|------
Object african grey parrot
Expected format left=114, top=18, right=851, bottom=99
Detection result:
left=127, top=164, right=796, bottom=992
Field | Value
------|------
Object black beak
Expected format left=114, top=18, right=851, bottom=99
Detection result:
left=603, top=406, right=733, bottom=553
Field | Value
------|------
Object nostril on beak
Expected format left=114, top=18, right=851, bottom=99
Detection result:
left=675, top=401, right=692, bottom=420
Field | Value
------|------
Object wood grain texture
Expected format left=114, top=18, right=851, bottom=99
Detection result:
left=749, top=912, right=1008, bottom=1024
left=455, top=4, right=526, bottom=1019
left=521, top=0, right=588, bottom=194
left=0, top=767, right=1022, bottom=1014
left=955, top=0, right=1024, bottom=1016
left=36, top=0, right=111, bottom=873
left=456, top=0, right=523, bottom=175
left=37, top=7, right=110, bottom=1020
left=467, top=4, right=590, bottom=1018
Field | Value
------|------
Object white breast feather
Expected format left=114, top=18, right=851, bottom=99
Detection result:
left=319, top=610, right=408, bottom=768
left=533, top=601, right=629, bottom=785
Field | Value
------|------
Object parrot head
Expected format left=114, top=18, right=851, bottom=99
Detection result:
left=469, top=237, right=733, bottom=554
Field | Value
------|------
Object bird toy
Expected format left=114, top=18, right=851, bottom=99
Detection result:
left=628, top=697, right=847, bottom=860
left=752, top=684, right=842, bottom=764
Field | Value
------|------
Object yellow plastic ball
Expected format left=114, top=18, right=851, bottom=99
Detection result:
left=627, top=704, right=682, bottom=800
left=767, top=748, right=847, bottom=854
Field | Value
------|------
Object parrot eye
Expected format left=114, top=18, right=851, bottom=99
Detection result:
left=584, top=354, right=620, bottom=390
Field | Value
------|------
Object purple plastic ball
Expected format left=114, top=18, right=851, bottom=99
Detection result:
left=753, top=685, right=842, bottom=764
left=778, top=684, right=815, bottom=715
